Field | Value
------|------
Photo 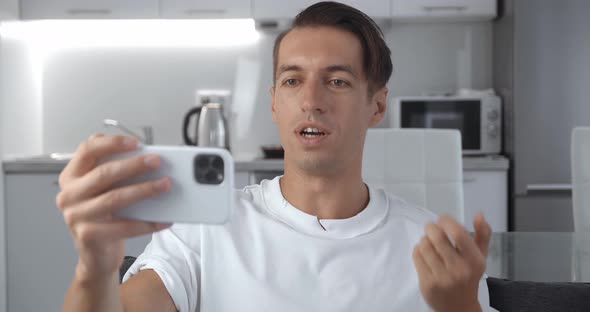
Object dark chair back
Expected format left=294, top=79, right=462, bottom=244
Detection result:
left=487, top=277, right=590, bottom=312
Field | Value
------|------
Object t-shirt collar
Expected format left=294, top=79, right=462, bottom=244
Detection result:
left=261, top=176, right=388, bottom=239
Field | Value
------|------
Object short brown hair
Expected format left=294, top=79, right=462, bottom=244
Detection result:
left=272, top=1, right=393, bottom=94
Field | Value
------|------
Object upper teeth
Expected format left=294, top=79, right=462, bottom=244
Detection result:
left=303, top=127, right=321, bottom=133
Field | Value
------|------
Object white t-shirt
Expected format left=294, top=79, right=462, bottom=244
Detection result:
left=123, top=176, right=490, bottom=312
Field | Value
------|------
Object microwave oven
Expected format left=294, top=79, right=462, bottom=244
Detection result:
left=390, top=95, right=502, bottom=155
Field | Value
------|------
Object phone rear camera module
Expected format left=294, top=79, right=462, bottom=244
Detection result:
left=194, top=154, right=225, bottom=185
left=211, top=157, right=224, bottom=170
left=196, top=155, right=210, bottom=169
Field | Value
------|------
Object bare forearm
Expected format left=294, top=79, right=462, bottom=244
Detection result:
left=62, top=269, right=123, bottom=312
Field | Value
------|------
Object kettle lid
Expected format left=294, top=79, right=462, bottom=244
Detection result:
left=205, top=102, right=222, bottom=109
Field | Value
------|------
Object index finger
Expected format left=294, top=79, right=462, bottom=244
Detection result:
left=60, top=134, right=139, bottom=186
left=436, top=214, right=480, bottom=259
left=473, top=212, right=492, bottom=257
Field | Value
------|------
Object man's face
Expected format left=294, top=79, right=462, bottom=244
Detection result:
left=271, top=26, right=387, bottom=174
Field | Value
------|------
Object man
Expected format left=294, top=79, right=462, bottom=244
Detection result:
left=59, top=2, right=491, bottom=311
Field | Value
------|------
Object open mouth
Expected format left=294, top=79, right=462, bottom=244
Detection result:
left=299, top=127, right=327, bottom=138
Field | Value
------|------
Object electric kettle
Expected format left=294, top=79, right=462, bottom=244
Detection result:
left=182, top=102, right=229, bottom=150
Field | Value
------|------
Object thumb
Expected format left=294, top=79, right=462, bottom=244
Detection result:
left=473, top=212, right=491, bottom=257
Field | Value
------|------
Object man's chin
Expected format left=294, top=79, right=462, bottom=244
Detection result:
left=294, top=154, right=338, bottom=174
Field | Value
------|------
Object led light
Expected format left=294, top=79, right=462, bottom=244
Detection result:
left=197, top=90, right=232, bottom=96
left=0, top=19, right=260, bottom=50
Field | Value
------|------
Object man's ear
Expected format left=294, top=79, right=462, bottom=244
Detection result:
left=270, top=86, right=277, bottom=123
left=369, top=87, right=388, bottom=127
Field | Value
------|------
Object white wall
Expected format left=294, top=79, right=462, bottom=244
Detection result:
left=41, top=35, right=275, bottom=160
left=1, top=37, right=43, bottom=157
left=3, top=21, right=493, bottom=159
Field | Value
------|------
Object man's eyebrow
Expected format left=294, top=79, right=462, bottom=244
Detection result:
left=277, top=64, right=302, bottom=76
left=324, top=65, right=357, bottom=78
left=277, top=64, right=359, bottom=78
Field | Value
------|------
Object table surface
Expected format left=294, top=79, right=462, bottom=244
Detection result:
left=486, top=232, right=590, bottom=283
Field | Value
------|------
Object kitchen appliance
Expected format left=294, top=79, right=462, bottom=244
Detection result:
left=183, top=102, right=230, bottom=150
left=391, top=94, right=502, bottom=155
left=496, top=0, right=590, bottom=231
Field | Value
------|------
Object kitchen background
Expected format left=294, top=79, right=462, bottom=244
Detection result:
left=1, top=0, right=590, bottom=311
left=0, top=3, right=500, bottom=309
left=0, top=21, right=492, bottom=159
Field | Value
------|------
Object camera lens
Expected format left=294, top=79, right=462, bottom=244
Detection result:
left=211, top=157, right=224, bottom=170
left=196, top=155, right=210, bottom=169
left=194, top=154, right=224, bottom=185
left=204, top=170, right=218, bottom=182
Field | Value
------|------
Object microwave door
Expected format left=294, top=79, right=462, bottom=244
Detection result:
left=401, top=100, right=481, bottom=152
left=425, top=112, right=465, bottom=131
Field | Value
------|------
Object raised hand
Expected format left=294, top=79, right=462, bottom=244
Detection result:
left=413, top=213, right=491, bottom=312
left=56, top=133, right=172, bottom=283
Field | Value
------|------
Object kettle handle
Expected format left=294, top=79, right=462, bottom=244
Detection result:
left=182, top=106, right=202, bottom=145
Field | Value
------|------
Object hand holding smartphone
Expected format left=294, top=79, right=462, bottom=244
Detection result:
left=101, top=145, right=234, bottom=224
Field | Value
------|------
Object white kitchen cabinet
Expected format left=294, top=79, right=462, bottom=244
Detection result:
left=463, top=170, right=508, bottom=232
left=20, top=0, right=159, bottom=19
left=4, top=173, right=151, bottom=311
left=160, top=0, right=251, bottom=18
left=253, top=0, right=391, bottom=19
left=391, top=0, right=497, bottom=21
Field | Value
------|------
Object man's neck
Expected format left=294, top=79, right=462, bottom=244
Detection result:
left=279, top=162, right=369, bottom=220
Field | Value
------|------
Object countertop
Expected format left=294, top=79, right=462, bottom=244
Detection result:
left=2, top=155, right=509, bottom=173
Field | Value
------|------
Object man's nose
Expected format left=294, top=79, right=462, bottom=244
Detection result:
left=300, top=81, right=326, bottom=113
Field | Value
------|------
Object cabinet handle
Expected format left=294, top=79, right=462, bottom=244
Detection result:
left=184, top=9, right=227, bottom=15
left=66, top=8, right=112, bottom=15
left=463, top=178, right=477, bottom=183
left=422, top=5, right=467, bottom=12
left=526, top=184, right=572, bottom=194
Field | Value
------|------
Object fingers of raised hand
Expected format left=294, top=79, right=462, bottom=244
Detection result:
left=424, top=223, right=460, bottom=269
left=413, top=245, right=431, bottom=275
left=473, top=213, right=492, bottom=257
left=413, top=238, right=455, bottom=292
left=62, top=177, right=170, bottom=227
left=436, top=215, right=478, bottom=256
left=416, top=235, right=446, bottom=275
left=57, top=153, right=162, bottom=208
left=414, top=219, right=486, bottom=312
left=59, top=134, right=139, bottom=187
left=414, top=237, right=479, bottom=291
left=437, top=215, right=486, bottom=276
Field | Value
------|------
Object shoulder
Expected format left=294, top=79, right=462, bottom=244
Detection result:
left=235, top=183, right=260, bottom=202
left=232, top=179, right=276, bottom=216
left=374, top=187, right=438, bottom=228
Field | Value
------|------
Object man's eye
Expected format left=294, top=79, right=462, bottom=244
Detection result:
left=284, top=79, right=298, bottom=86
left=330, top=79, right=348, bottom=87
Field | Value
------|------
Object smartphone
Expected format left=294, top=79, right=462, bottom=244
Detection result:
left=100, top=145, right=234, bottom=224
